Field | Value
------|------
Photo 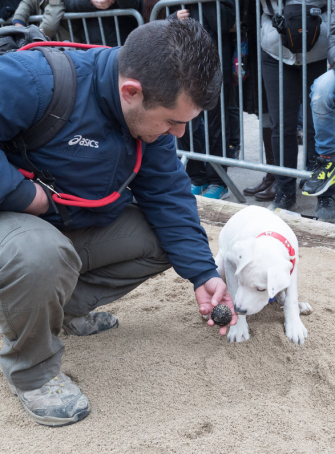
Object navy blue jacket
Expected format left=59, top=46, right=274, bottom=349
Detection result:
left=0, top=47, right=220, bottom=288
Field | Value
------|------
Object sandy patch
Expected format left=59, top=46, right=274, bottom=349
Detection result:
left=1, top=223, right=335, bottom=454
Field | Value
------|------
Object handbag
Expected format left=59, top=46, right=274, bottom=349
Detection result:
left=265, top=0, right=326, bottom=54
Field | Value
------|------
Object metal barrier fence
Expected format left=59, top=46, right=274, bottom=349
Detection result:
left=151, top=0, right=332, bottom=202
left=0, top=9, right=144, bottom=46
left=0, top=2, right=332, bottom=202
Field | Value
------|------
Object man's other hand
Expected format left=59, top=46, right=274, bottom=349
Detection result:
left=14, top=22, right=24, bottom=27
left=195, top=277, right=237, bottom=335
left=176, top=9, right=190, bottom=20
left=24, top=183, right=49, bottom=216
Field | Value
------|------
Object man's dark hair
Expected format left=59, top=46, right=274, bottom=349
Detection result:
left=118, top=18, right=223, bottom=110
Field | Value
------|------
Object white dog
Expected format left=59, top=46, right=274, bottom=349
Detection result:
left=215, top=206, right=312, bottom=344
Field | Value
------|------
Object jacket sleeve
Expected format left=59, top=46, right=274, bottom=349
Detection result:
left=328, top=0, right=335, bottom=68
left=63, top=0, right=96, bottom=12
left=40, top=0, right=66, bottom=39
left=13, top=0, right=37, bottom=25
left=116, top=0, right=141, bottom=11
left=129, top=135, right=220, bottom=289
left=203, top=0, right=236, bottom=34
left=0, top=54, right=40, bottom=212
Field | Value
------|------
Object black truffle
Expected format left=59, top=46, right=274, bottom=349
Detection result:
left=211, top=305, right=233, bottom=327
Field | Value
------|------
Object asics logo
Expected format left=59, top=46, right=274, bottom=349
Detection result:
left=68, top=135, right=99, bottom=148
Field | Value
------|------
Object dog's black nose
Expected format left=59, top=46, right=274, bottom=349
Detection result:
left=235, top=307, right=247, bottom=315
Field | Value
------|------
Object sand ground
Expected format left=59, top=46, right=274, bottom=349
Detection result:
left=1, top=222, right=335, bottom=454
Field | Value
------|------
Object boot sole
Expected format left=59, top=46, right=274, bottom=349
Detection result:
left=267, top=202, right=297, bottom=212
left=21, top=402, right=91, bottom=427
left=63, top=318, right=119, bottom=336
left=302, top=177, right=335, bottom=197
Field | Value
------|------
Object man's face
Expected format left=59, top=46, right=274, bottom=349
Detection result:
left=121, top=87, right=202, bottom=144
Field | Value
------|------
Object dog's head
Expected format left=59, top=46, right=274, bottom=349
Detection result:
left=227, top=237, right=293, bottom=315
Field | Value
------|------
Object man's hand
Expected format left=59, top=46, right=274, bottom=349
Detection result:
left=176, top=9, right=190, bottom=20
left=14, top=22, right=24, bottom=27
left=24, top=183, right=49, bottom=216
left=90, top=0, right=115, bottom=9
left=195, top=277, right=237, bottom=335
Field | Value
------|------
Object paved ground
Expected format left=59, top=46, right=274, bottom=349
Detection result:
left=206, top=112, right=318, bottom=219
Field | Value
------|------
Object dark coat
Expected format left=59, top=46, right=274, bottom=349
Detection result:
left=63, top=0, right=141, bottom=46
left=170, top=1, right=236, bottom=82
left=329, top=0, right=335, bottom=68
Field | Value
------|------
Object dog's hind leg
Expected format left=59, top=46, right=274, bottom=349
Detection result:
left=298, top=302, right=313, bottom=315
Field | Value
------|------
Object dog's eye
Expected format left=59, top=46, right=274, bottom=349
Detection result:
left=257, top=288, right=266, bottom=292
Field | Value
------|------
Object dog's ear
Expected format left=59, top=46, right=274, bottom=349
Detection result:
left=228, top=238, right=256, bottom=275
left=267, top=262, right=292, bottom=298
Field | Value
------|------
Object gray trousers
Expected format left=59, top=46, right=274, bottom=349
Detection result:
left=0, top=205, right=170, bottom=390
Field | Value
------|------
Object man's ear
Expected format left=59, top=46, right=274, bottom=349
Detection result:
left=227, top=238, right=256, bottom=275
left=267, top=261, right=292, bottom=298
left=120, top=80, right=143, bottom=106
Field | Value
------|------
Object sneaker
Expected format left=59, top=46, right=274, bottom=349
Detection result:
left=302, top=155, right=335, bottom=196
left=9, top=372, right=90, bottom=427
left=267, top=192, right=297, bottom=211
left=190, top=183, right=209, bottom=196
left=316, top=196, right=335, bottom=222
left=203, top=184, right=230, bottom=200
left=63, top=311, right=118, bottom=336
left=297, top=129, right=303, bottom=146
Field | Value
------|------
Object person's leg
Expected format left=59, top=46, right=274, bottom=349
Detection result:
left=203, top=83, right=230, bottom=199
left=262, top=50, right=301, bottom=208
left=0, top=212, right=89, bottom=426
left=310, top=69, right=335, bottom=157
left=304, top=60, right=328, bottom=170
left=62, top=204, right=171, bottom=318
left=302, top=69, right=335, bottom=198
left=180, top=115, right=208, bottom=191
left=0, top=212, right=81, bottom=390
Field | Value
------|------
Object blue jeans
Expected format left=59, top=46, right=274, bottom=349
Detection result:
left=310, top=69, right=335, bottom=156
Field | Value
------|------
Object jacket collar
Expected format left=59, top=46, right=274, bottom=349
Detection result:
left=94, top=47, right=129, bottom=134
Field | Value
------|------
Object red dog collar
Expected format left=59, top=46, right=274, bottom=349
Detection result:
left=257, top=231, right=296, bottom=274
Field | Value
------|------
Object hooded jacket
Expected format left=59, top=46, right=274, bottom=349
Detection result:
left=13, top=0, right=66, bottom=39
left=0, top=46, right=220, bottom=288
left=261, top=0, right=328, bottom=65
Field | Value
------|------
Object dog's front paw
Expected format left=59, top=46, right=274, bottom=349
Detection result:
left=228, top=321, right=250, bottom=343
left=285, top=318, right=308, bottom=345
left=299, top=302, right=313, bottom=315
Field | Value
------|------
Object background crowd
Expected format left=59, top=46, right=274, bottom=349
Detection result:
left=0, top=0, right=334, bottom=220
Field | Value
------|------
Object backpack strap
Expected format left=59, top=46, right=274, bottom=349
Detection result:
left=20, top=47, right=77, bottom=150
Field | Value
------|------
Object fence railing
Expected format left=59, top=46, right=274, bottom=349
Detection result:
left=151, top=0, right=332, bottom=202
left=1, top=1, right=332, bottom=202
left=0, top=9, right=144, bottom=46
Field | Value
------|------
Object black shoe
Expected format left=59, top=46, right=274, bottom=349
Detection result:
left=302, top=155, right=335, bottom=196
left=267, top=192, right=297, bottom=211
left=243, top=174, right=275, bottom=196
left=227, top=144, right=240, bottom=160
left=316, top=196, right=335, bottom=222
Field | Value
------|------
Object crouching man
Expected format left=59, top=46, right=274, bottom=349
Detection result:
left=0, top=18, right=236, bottom=426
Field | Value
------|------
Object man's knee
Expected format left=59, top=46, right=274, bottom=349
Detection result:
left=0, top=225, right=82, bottom=307
left=311, top=70, right=335, bottom=115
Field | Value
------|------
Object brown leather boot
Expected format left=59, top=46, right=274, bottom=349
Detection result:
left=255, top=180, right=276, bottom=201
left=243, top=173, right=275, bottom=196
